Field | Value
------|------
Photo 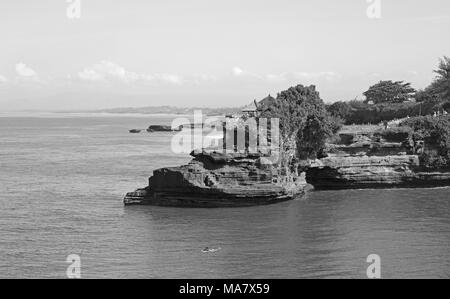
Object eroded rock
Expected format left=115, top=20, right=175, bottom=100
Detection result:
left=124, top=151, right=308, bottom=207
left=307, top=131, right=450, bottom=189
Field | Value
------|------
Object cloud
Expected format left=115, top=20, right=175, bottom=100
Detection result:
left=192, top=74, right=217, bottom=85
left=78, top=61, right=139, bottom=83
left=78, top=61, right=185, bottom=85
left=145, top=73, right=184, bottom=85
left=230, top=67, right=266, bottom=81
left=251, top=71, right=340, bottom=83
left=412, top=15, right=450, bottom=23
left=0, top=74, right=7, bottom=84
left=76, top=62, right=340, bottom=87
left=232, top=67, right=244, bottom=76
left=15, top=63, right=38, bottom=79
left=265, top=73, right=289, bottom=83
left=78, top=69, right=104, bottom=81
left=228, top=68, right=342, bottom=86
left=292, top=71, right=340, bottom=81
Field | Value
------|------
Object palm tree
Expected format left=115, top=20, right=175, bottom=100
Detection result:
left=430, top=56, right=450, bottom=101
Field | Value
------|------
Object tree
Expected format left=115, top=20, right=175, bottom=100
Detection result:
left=260, top=84, right=340, bottom=162
left=363, top=80, right=416, bottom=104
left=428, top=56, right=450, bottom=102
left=327, top=101, right=351, bottom=120
left=414, top=88, right=439, bottom=103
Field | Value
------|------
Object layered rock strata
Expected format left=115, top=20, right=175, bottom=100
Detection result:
left=306, top=132, right=450, bottom=190
left=306, top=155, right=450, bottom=189
left=124, top=151, right=308, bottom=207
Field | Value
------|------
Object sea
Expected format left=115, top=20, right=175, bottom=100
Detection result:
left=0, top=113, right=449, bottom=278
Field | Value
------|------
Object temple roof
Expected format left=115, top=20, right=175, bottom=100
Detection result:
left=242, top=101, right=258, bottom=112
left=257, top=94, right=276, bottom=110
left=242, top=94, right=276, bottom=113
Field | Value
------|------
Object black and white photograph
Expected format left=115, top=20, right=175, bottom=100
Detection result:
left=0, top=0, right=449, bottom=283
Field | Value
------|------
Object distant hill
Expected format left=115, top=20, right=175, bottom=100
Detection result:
left=91, top=105, right=243, bottom=116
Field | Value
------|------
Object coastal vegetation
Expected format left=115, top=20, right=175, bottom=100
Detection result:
left=259, top=84, right=341, bottom=164
left=400, top=115, right=450, bottom=169
left=327, top=56, right=450, bottom=125
left=268, top=56, right=450, bottom=172
left=328, top=100, right=438, bottom=125
left=340, top=114, right=450, bottom=169
left=428, top=56, right=450, bottom=102
left=363, top=80, right=416, bottom=104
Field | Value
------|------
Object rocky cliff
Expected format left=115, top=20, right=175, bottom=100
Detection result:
left=306, top=132, right=450, bottom=190
left=306, top=155, right=450, bottom=189
left=124, top=128, right=450, bottom=206
left=124, top=150, right=308, bottom=207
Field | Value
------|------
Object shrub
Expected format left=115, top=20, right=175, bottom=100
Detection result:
left=374, top=126, right=413, bottom=143
left=341, top=100, right=442, bottom=125
left=421, top=153, right=449, bottom=169
left=400, top=115, right=450, bottom=168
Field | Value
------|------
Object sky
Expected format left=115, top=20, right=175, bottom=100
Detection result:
left=0, top=0, right=449, bottom=111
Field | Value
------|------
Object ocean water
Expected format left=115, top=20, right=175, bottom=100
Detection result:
left=0, top=114, right=449, bottom=279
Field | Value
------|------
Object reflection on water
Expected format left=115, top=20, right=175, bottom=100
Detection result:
left=0, top=116, right=449, bottom=278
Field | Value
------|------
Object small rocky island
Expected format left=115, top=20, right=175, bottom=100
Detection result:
left=147, top=125, right=181, bottom=132
left=124, top=84, right=450, bottom=207
left=124, top=150, right=307, bottom=207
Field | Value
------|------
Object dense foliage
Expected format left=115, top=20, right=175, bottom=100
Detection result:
left=327, top=101, right=352, bottom=120
left=260, top=84, right=341, bottom=162
left=326, top=100, right=442, bottom=125
left=414, top=88, right=439, bottom=103
left=331, top=57, right=449, bottom=125
left=443, top=101, right=450, bottom=112
left=400, top=115, right=450, bottom=169
left=363, top=80, right=415, bottom=104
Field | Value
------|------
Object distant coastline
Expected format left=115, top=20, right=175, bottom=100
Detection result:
left=0, top=111, right=195, bottom=118
left=0, top=105, right=242, bottom=118
left=77, top=105, right=242, bottom=116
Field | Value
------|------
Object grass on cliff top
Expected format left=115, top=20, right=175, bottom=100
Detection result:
left=339, top=124, right=383, bottom=134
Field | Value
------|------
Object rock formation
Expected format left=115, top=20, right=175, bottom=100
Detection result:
left=306, top=131, right=450, bottom=189
left=124, top=150, right=308, bottom=207
left=147, top=125, right=181, bottom=132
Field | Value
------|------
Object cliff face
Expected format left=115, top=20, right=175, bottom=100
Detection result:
left=306, top=132, right=450, bottom=190
left=124, top=129, right=450, bottom=206
left=306, top=155, right=450, bottom=189
left=124, top=151, right=308, bottom=207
